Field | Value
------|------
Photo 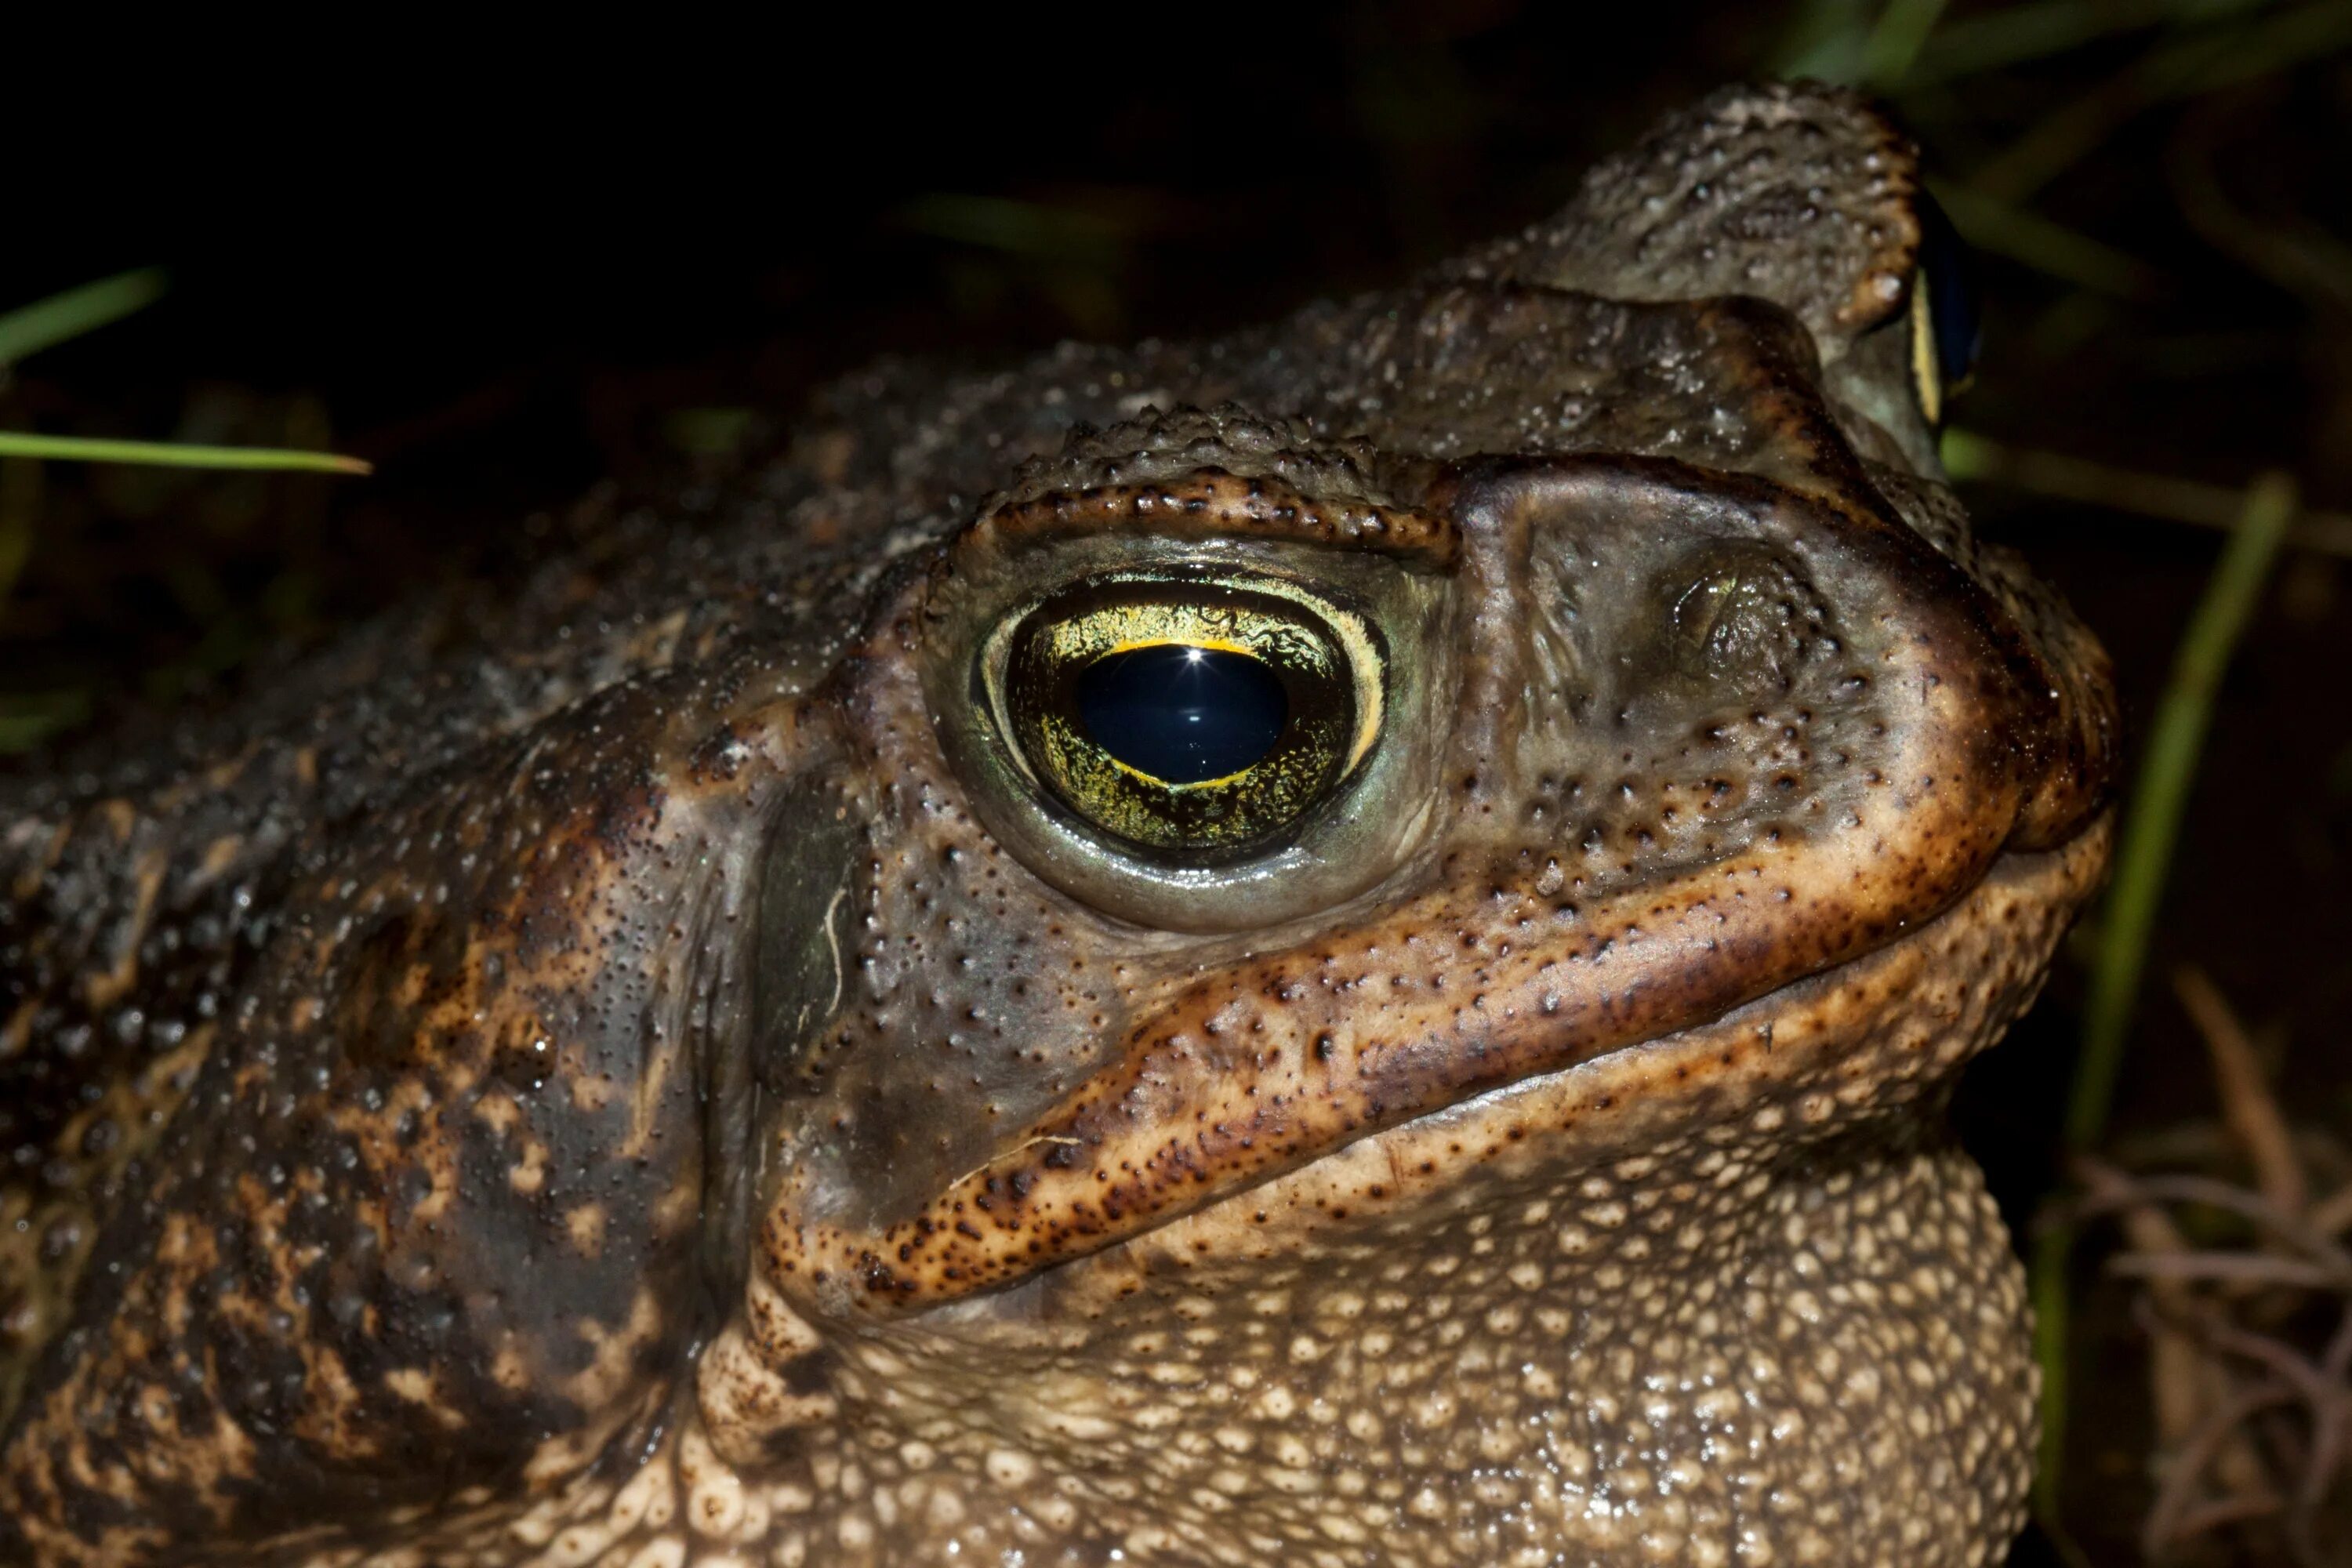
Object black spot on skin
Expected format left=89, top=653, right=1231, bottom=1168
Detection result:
left=779, top=1346, right=840, bottom=1398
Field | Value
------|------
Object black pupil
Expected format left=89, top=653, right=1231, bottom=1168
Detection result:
left=1918, top=193, right=1983, bottom=390
left=1076, top=644, right=1288, bottom=784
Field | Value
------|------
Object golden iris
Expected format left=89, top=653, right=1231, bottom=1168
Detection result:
left=993, top=578, right=1381, bottom=858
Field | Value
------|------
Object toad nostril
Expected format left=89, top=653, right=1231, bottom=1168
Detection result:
left=1649, top=539, right=1827, bottom=696
left=1668, top=568, right=1745, bottom=662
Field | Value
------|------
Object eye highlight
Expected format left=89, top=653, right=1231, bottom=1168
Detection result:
left=989, top=576, right=1384, bottom=859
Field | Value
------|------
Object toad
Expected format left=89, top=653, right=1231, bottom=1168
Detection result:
left=0, top=82, right=2116, bottom=1567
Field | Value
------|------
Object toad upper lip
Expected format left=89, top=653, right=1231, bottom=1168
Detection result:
left=768, top=819, right=2056, bottom=1316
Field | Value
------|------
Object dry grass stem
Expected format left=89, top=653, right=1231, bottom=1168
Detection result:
left=2073, top=977, right=2352, bottom=1561
left=2175, top=965, right=2309, bottom=1218
left=2310, top=1182, right=2352, bottom=1242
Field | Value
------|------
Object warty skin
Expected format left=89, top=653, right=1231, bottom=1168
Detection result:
left=1, top=82, right=2115, bottom=1566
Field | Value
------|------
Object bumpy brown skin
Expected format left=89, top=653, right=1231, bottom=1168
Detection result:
left=0, top=83, right=2115, bottom=1567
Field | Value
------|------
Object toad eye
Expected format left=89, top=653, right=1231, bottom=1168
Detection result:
left=1908, top=193, right=1983, bottom=427
left=991, top=577, right=1384, bottom=860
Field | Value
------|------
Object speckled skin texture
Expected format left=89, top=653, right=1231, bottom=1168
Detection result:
left=0, top=84, right=2116, bottom=1566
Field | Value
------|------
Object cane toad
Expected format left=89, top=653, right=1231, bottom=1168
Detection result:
left=0, top=83, right=2116, bottom=1567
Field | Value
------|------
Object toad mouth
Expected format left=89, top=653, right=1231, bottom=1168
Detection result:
left=764, top=825, right=2112, bottom=1321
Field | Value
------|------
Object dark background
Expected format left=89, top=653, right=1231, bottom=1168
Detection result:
left=5, top=5, right=2348, bottom=1562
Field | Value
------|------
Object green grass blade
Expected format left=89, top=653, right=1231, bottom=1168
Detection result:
left=895, top=194, right=1126, bottom=263
left=1896, top=0, right=2272, bottom=89
left=0, top=458, right=33, bottom=617
left=1942, top=429, right=2352, bottom=555
left=1860, top=0, right=1952, bottom=87
left=2031, top=469, right=2298, bottom=1526
left=0, top=692, right=93, bottom=753
left=1931, top=182, right=2165, bottom=298
left=0, top=268, right=169, bottom=366
left=1771, top=0, right=1875, bottom=80
left=1967, top=2, right=2347, bottom=206
left=0, top=432, right=371, bottom=475
left=2067, top=469, right=2296, bottom=1150
left=1900, top=0, right=2151, bottom=87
